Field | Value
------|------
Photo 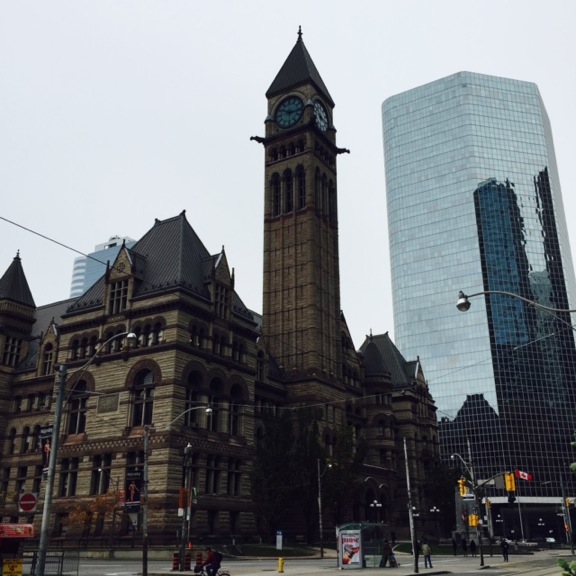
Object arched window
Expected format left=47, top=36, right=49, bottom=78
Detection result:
left=229, top=385, right=243, bottom=436
left=68, top=380, right=88, bottom=435
left=7, top=428, right=16, bottom=455
left=132, top=370, right=155, bottom=427
left=284, top=169, right=293, bottom=213
left=185, top=372, right=202, bottom=427
left=70, top=340, right=80, bottom=361
left=21, top=426, right=31, bottom=454
left=272, top=173, right=281, bottom=216
left=315, top=168, right=322, bottom=215
left=296, top=166, right=306, bottom=210
left=43, top=344, right=54, bottom=376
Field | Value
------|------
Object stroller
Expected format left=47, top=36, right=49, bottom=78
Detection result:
left=388, top=552, right=399, bottom=568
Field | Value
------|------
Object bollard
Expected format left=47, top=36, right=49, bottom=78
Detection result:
left=172, top=552, right=180, bottom=571
left=278, top=557, right=284, bottom=573
left=195, top=552, right=203, bottom=571
left=185, top=552, right=192, bottom=570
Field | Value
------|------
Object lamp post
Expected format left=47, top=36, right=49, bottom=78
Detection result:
left=370, top=500, right=383, bottom=523
left=179, top=442, right=192, bottom=572
left=451, top=445, right=484, bottom=567
left=317, top=458, right=332, bottom=559
left=98, top=467, right=121, bottom=558
left=36, top=331, right=136, bottom=576
left=456, top=290, right=576, bottom=315
left=403, top=437, right=418, bottom=574
left=143, top=405, right=212, bottom=575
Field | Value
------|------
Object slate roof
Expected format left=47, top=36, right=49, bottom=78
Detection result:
left=18, top=298, right=76, bottom=371
left=266, top=28, right=334, bottom=106
left=66, top=211, right=255, bottom=322
left=0, top=252, right=35, bottom=308
left=360, top=332, right=418, bottom=389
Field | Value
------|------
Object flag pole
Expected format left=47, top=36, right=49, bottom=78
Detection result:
left=514, top=471, right=526, bottom=541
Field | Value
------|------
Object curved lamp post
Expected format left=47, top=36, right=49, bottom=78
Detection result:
left=317, top=459, right=332, bottom=559
left=457, top=290, right=576, bottom=316
left=451, top=447, right=484, bottom=567
left=36, top=331, right=137, bottom=576
left=142, top=405, right=212, bottom=574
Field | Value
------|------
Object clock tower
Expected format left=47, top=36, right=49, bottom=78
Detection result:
left=253, top=29, right=350, bottom=394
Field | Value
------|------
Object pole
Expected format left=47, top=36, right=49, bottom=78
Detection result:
left=317, top=458, right=324, bottom=559
left=36, top=363, right=67, bottom=576
left=110, top=476, right=119, bottom=558
left=143, top=425, right=150, bottom=576
left=561, top=475, right=574, bottom=554
left=180, top=443, right=192, bottom=571
left=466, top=439, right=484, bottom=567
left=404, top=437, right=418, bottom=574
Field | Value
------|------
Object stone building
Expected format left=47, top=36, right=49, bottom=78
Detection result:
left=0, top=31, right=438, bottom=547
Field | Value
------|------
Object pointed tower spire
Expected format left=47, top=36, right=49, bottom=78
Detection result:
left=266, top=28, right=333, bottom=105
left=0, top=252, right=36, bottom=307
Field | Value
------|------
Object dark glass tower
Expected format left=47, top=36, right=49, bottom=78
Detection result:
left=383, top=72, right=576, bottom=533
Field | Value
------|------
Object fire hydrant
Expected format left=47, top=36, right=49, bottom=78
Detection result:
left=278, top=557, right=285, bottom=573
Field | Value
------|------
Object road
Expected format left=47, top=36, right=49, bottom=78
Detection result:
left=65, top=551, right=573, bottom=576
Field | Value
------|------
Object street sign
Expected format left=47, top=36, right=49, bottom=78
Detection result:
left=463, top=494, right=475, bottom=501
left=18, top=492, right=37, bottom=513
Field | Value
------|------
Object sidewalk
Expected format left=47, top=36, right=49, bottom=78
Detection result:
left=147, top=548, right=570, bottom=576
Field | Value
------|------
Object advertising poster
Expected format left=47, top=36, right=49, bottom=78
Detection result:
left=124, top=470, right=142, bottom=512
left=339, top=529, right=362, bottom=569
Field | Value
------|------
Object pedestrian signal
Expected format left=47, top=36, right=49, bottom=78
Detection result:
left=458, top=478, right=468, bottom=496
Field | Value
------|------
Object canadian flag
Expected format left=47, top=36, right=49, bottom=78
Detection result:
left=515, top=469, right=533, bottom=481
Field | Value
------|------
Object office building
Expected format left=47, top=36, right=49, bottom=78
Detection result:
left=70, top=236, right=136, bottom=297
left=383, top=71, right=576, bottom=537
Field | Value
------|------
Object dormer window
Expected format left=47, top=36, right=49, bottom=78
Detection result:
left=109, top=280, right=128, bottom=314
left=215, top=284, right=229, bottom=318
left=2, top=337, right=22, bottom=367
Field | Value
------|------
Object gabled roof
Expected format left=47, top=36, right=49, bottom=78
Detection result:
left=66, top=211, right=255, bottom=322
left=266, top=28, right=334, bottom=106
left=0, top=252, right=35, bottom=308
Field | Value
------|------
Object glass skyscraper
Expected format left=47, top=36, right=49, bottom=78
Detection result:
left=383, top=72, right=576, bottom=529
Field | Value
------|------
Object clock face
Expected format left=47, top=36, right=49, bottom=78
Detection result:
left=275, top=96, right=304, bottom=129
left=314, top=100, right=328, bottom=131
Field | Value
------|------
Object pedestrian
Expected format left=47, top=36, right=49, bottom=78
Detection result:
left=469, top=539, right=476, bottom=557
left=379, top=540, right=392, bottom=567
left=501, top=539, right=509, bottom=562
left=452, top=537, right=457, bottom=556
left=461, top=539, right=468, bottom=557
left=421, top=540, right=433, bottom=569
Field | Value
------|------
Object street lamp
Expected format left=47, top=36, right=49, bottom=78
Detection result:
left=370, top=500, right=383, bottom=523
left=457, top=290, right=576, bottom=318
left=142, top=405, right=212, bottom=575
left=451, top=445, right=484, bottom=567
left=36, top=331, right=137, bottom=576
left=98, top=467, right=121, bottom=558
left=403, top=437, right=419, bottom=574
left=317, top=458, right=332, bottom=559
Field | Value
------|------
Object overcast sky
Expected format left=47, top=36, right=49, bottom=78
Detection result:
left=1, top=1, right=574, bottom=351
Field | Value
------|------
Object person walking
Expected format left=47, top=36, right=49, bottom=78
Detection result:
left=421, top=540, right=433, bottom=569
left=461, top=539, right=468, bottom=557
left=379, top=540, right=392, bottom=567
left=501, top=539, right=509, bottom=562
left=469, top=539, right=477, bottom=557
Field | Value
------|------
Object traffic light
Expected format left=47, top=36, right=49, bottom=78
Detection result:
left=458, top=477, right=468, bottom=496
left=485, top=498, right=492, bottom=509
left=468, top=514, right=479, bottom=527
left=566, top=498, right=572, bottom=508
left=505, top=472, right=516, bottom=492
